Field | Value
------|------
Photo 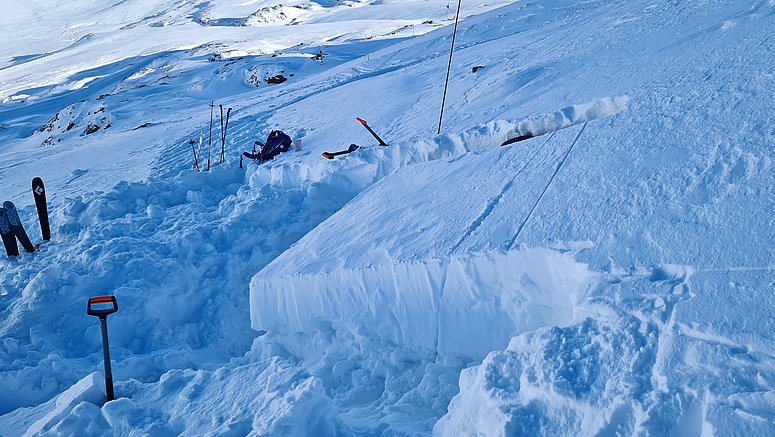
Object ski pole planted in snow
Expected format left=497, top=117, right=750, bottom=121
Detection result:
left=219, top=105, right=224, bottom=163
left=87, top=295, right=119, bottom=402
left=189, top=139, right=200, bottom=171
left=197, top=131, right=204, bottom=166
left=220, top=106, right=231, bottom=164
left=223, top=107, right=231, bottom=163
left=208, top=101, right=214, bottom=171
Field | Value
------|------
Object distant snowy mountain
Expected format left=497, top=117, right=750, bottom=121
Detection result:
left=1, top=0, right=775, bottom=435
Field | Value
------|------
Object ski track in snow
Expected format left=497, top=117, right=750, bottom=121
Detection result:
left=449, top=130, right=557, bottom=255
left=508, top=123, right=587, bottom=250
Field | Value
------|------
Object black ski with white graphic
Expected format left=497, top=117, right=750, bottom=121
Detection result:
left=0, top=207, right=18, bottom=257
left=3, top=201, right=36, bottom=253
left=32, top=177, right=51, bottom=241
left=356, top=117, right=388, bottom=147
left=322, top=144, right=360, bottom=159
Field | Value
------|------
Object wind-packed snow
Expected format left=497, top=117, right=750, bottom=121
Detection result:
left=1, top=0, right=775, bottom=435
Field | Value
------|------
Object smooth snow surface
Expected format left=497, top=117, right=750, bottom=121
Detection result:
left=1, top=0, right=775, bottom=435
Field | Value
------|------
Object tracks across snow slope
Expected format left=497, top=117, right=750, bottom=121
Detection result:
left=1, top=0, right=775, bottom=435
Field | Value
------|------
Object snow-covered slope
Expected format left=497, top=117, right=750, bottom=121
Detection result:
left=250, top=0, right=775, bottom=433
left=1, top=0, right=775, bottom=435
left=0, top=0, right=511, bottom=202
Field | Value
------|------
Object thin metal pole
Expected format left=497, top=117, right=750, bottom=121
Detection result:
left=190, top=139, right=200, bottom=171
left=208, top=101, right=214, bottom=171
left=222, top=108, right=231, bottom=163
left=219, top=104, right=225, bottom=164
left=99, top=317, right=115, bottom=401
left=437, top=0, right=463, bottom=135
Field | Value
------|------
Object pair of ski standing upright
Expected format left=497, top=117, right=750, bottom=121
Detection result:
left=1, top=177, right=51, bottom=257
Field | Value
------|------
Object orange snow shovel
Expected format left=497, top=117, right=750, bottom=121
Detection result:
left=87, top=295, right=119, bottom=401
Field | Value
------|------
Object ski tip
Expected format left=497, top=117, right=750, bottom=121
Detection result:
left=500, top=134, right=534, bottom=147
left=356, top=117, right=367, bottom=125
left=322, top=152, right=334, bottom=159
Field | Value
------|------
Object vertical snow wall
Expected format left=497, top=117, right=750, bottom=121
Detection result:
left=250, top=248, right=593, bottom=362
left=247, top=97, right=625, bottom=362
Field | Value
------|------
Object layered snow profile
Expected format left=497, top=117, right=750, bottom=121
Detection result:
left=252, top=248, right=593, bottom=361
left=251, top=248, right=597, bottom=433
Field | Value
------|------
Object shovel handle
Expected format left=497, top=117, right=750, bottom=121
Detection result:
left=87, top=295, right=118, bottom=318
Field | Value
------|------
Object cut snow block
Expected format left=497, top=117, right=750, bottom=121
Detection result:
left=250, top=248, right=592, bottom=362
left=25, top=372, right=105, bottom=436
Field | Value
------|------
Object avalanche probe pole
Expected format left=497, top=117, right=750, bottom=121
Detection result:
left=437, top=0, right=462, bottom=135
left=87, top=296, right=119, bottom=402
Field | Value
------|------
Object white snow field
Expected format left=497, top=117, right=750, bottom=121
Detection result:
left=1, top=0, right=775, bottom=435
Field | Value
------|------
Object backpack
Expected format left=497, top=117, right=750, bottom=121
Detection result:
left=259, top=130, right=292, bottom=162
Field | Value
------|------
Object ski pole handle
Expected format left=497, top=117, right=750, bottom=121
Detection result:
left=87, top=295, right=118, bottom=319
